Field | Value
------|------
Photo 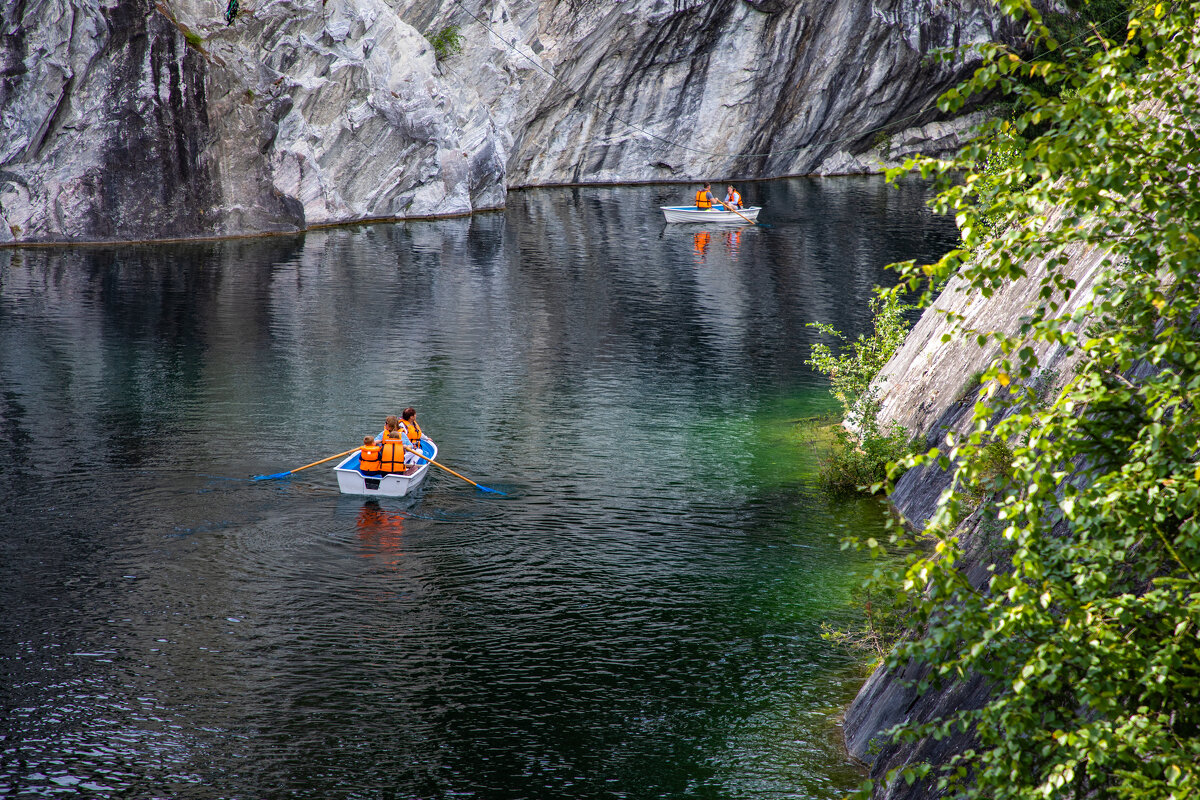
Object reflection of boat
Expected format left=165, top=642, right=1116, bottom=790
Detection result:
left=334, top=438, right=437, bottom=497
left=356, top=502, right=406, bottom=559
left=660, top=205, right=761, bottom=224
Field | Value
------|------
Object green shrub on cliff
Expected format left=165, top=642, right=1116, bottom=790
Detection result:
left=816, top=422, right=913, bottom=498
left=428, top=25, right=463, bottom=62
left=807, top=291, right=910, bottom=429
left=807, top=292, right=915, bottom=493
left=858, top=1, right=1200, bottom=798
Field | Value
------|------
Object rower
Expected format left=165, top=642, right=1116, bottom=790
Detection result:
left=695, top=182, right=715, bottom=211
left=724, top=184, right=743, bottom=209
left=378, top=423, right=406, bottom=474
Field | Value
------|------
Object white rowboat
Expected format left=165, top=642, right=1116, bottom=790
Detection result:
left=334, top=438, right=437, bottom=497
left=660, top=205, right=761, bottom=224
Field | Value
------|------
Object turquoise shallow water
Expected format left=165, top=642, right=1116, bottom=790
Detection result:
left=0, top=177, right=955, bottom=799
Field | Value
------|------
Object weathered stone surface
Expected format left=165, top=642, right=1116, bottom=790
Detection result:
left=840, top=208, right=1124, bottom=798
left=1, top=0, right=222, bottom=241
left=816, top=111, right=988, bottom=176
left=1, top=0, right=506, bottom=242
left=495, top=0, right=1015, bottom=186
left=2, top=0, right=1021, bottom=243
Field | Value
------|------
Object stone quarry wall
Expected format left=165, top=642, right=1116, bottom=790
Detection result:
left=1, top=0, right=1019, bottom=243
left=839, top=211, right=1123, bottom=798
left=0, top=0, right=506, bottom=243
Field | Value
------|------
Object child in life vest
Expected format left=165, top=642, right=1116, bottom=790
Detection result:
left=359, top=436, right=382, bottom=473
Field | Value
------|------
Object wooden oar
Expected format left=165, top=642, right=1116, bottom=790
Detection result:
left=717, top=197, right=763, bottom=226
left=253, top=448, right=357, bottom=481
left=403, top=445, right=506, bottom=495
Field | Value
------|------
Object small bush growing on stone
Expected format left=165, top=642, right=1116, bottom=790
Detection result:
left=822, top=571, right=917, bottom=664
left=818, top=419, right=914, bottom=498
left=429, top=25, right=463, bottom=61
left=808, top=290, right=915, bottom=495
left=964, top=437, right=1014, bottom=501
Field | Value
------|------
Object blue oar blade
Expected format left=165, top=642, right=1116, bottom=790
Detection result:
left=252, top=471, right=292, bottom=481
left=475, top=484, right=506, bottom=495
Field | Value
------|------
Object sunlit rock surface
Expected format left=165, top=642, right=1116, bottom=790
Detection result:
left=493, top=0, right=1008, bottom=186
left=1, top=0, right=1017, bottom=243
left=1, top=0, right=505, bottom=242
left=840, top=219, right=1123, bottom=799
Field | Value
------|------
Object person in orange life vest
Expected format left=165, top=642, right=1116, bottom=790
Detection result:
left=695, top=182, right=715, bottom=210
left=399, top=407, right=427, bottom=466
left=377, top=417, right=407, bottom=474
left=724, top=185, right=743, bottom=209
left=359, top=435, right=382, bottom=473
left=374, top=415, right=401, bottom=443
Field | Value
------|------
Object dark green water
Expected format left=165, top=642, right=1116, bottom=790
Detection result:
left=0, top=177, right=955, bottom=799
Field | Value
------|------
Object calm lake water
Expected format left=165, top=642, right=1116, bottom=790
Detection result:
left=0, top=177, right=955, bottom=799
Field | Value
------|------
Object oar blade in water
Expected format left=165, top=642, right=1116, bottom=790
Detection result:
left=252, top=470, right=293, bottom=481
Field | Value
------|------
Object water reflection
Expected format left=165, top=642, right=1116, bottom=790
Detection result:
left=356, top=501, right=407, bottom=564
left=0, top=177, right=956, bottom=799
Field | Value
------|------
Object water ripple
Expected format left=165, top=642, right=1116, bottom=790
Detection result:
left=0, top=177, right=956, bottom=799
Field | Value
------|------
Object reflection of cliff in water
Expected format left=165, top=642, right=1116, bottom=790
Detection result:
left=0, top=177, right=955, bottom=479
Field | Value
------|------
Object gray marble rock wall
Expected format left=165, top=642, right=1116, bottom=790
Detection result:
left=839, top=209, right=1123, bottom=798
left=1, top=0, right=507, bottom=243
left=1, top=0, right=226, bottom=242
left=497, top=0, right=1013, bottom=186
left=2, top=0, right=1019, bottom=243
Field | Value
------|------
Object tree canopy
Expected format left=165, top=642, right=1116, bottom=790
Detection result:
left=863, top=0, right=1200, bottom=797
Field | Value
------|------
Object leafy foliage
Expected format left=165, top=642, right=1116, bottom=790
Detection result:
left=428, top=25, right=464, bottom=62
left=822, top=564, right=919, bottom=664
left=817, top=423, right=914, bottom=498
left=1045, top=0, right=1136, bottom=63
left=860, top=1, right=1200, bottom=798
left=807, top=292, right=911, bottom=431
left=973, top=131, right=1025, bottom=238
left=807, top=291, right=915, bottom=494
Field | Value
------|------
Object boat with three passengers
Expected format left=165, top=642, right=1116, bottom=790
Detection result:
left=335, top=437, right=437, bottom=498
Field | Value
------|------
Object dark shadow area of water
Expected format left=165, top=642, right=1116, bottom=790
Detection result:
left=0, top=177, right=956, bottom=799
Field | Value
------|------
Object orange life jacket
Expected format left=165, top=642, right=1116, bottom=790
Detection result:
left=360, top=441, right=382, bottom=473
left=379, top=432, right=406, bottom=473
left=696, top=189, right=712, bottom=210
left=726, top=189, right=742, bottom=208
left=401, top=418, right=422, bottom=448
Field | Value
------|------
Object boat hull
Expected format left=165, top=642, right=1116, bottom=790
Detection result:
left=660, top=205, right=760, bottom=224
left=334, top=439, right=437, bottom=497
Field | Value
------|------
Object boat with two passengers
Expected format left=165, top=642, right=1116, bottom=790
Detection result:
left=660, top=205, right=761, bottom=224
left=334, top=438, right=437, bottom=497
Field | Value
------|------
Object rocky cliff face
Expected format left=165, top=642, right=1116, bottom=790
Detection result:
left=2, top=0, right=1018, bottom=243
left=498, top=0, right=1008, bottom=186
left=1, top=0, right=506, bottom=243
left=839, top=220, right=1121, bottom=798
